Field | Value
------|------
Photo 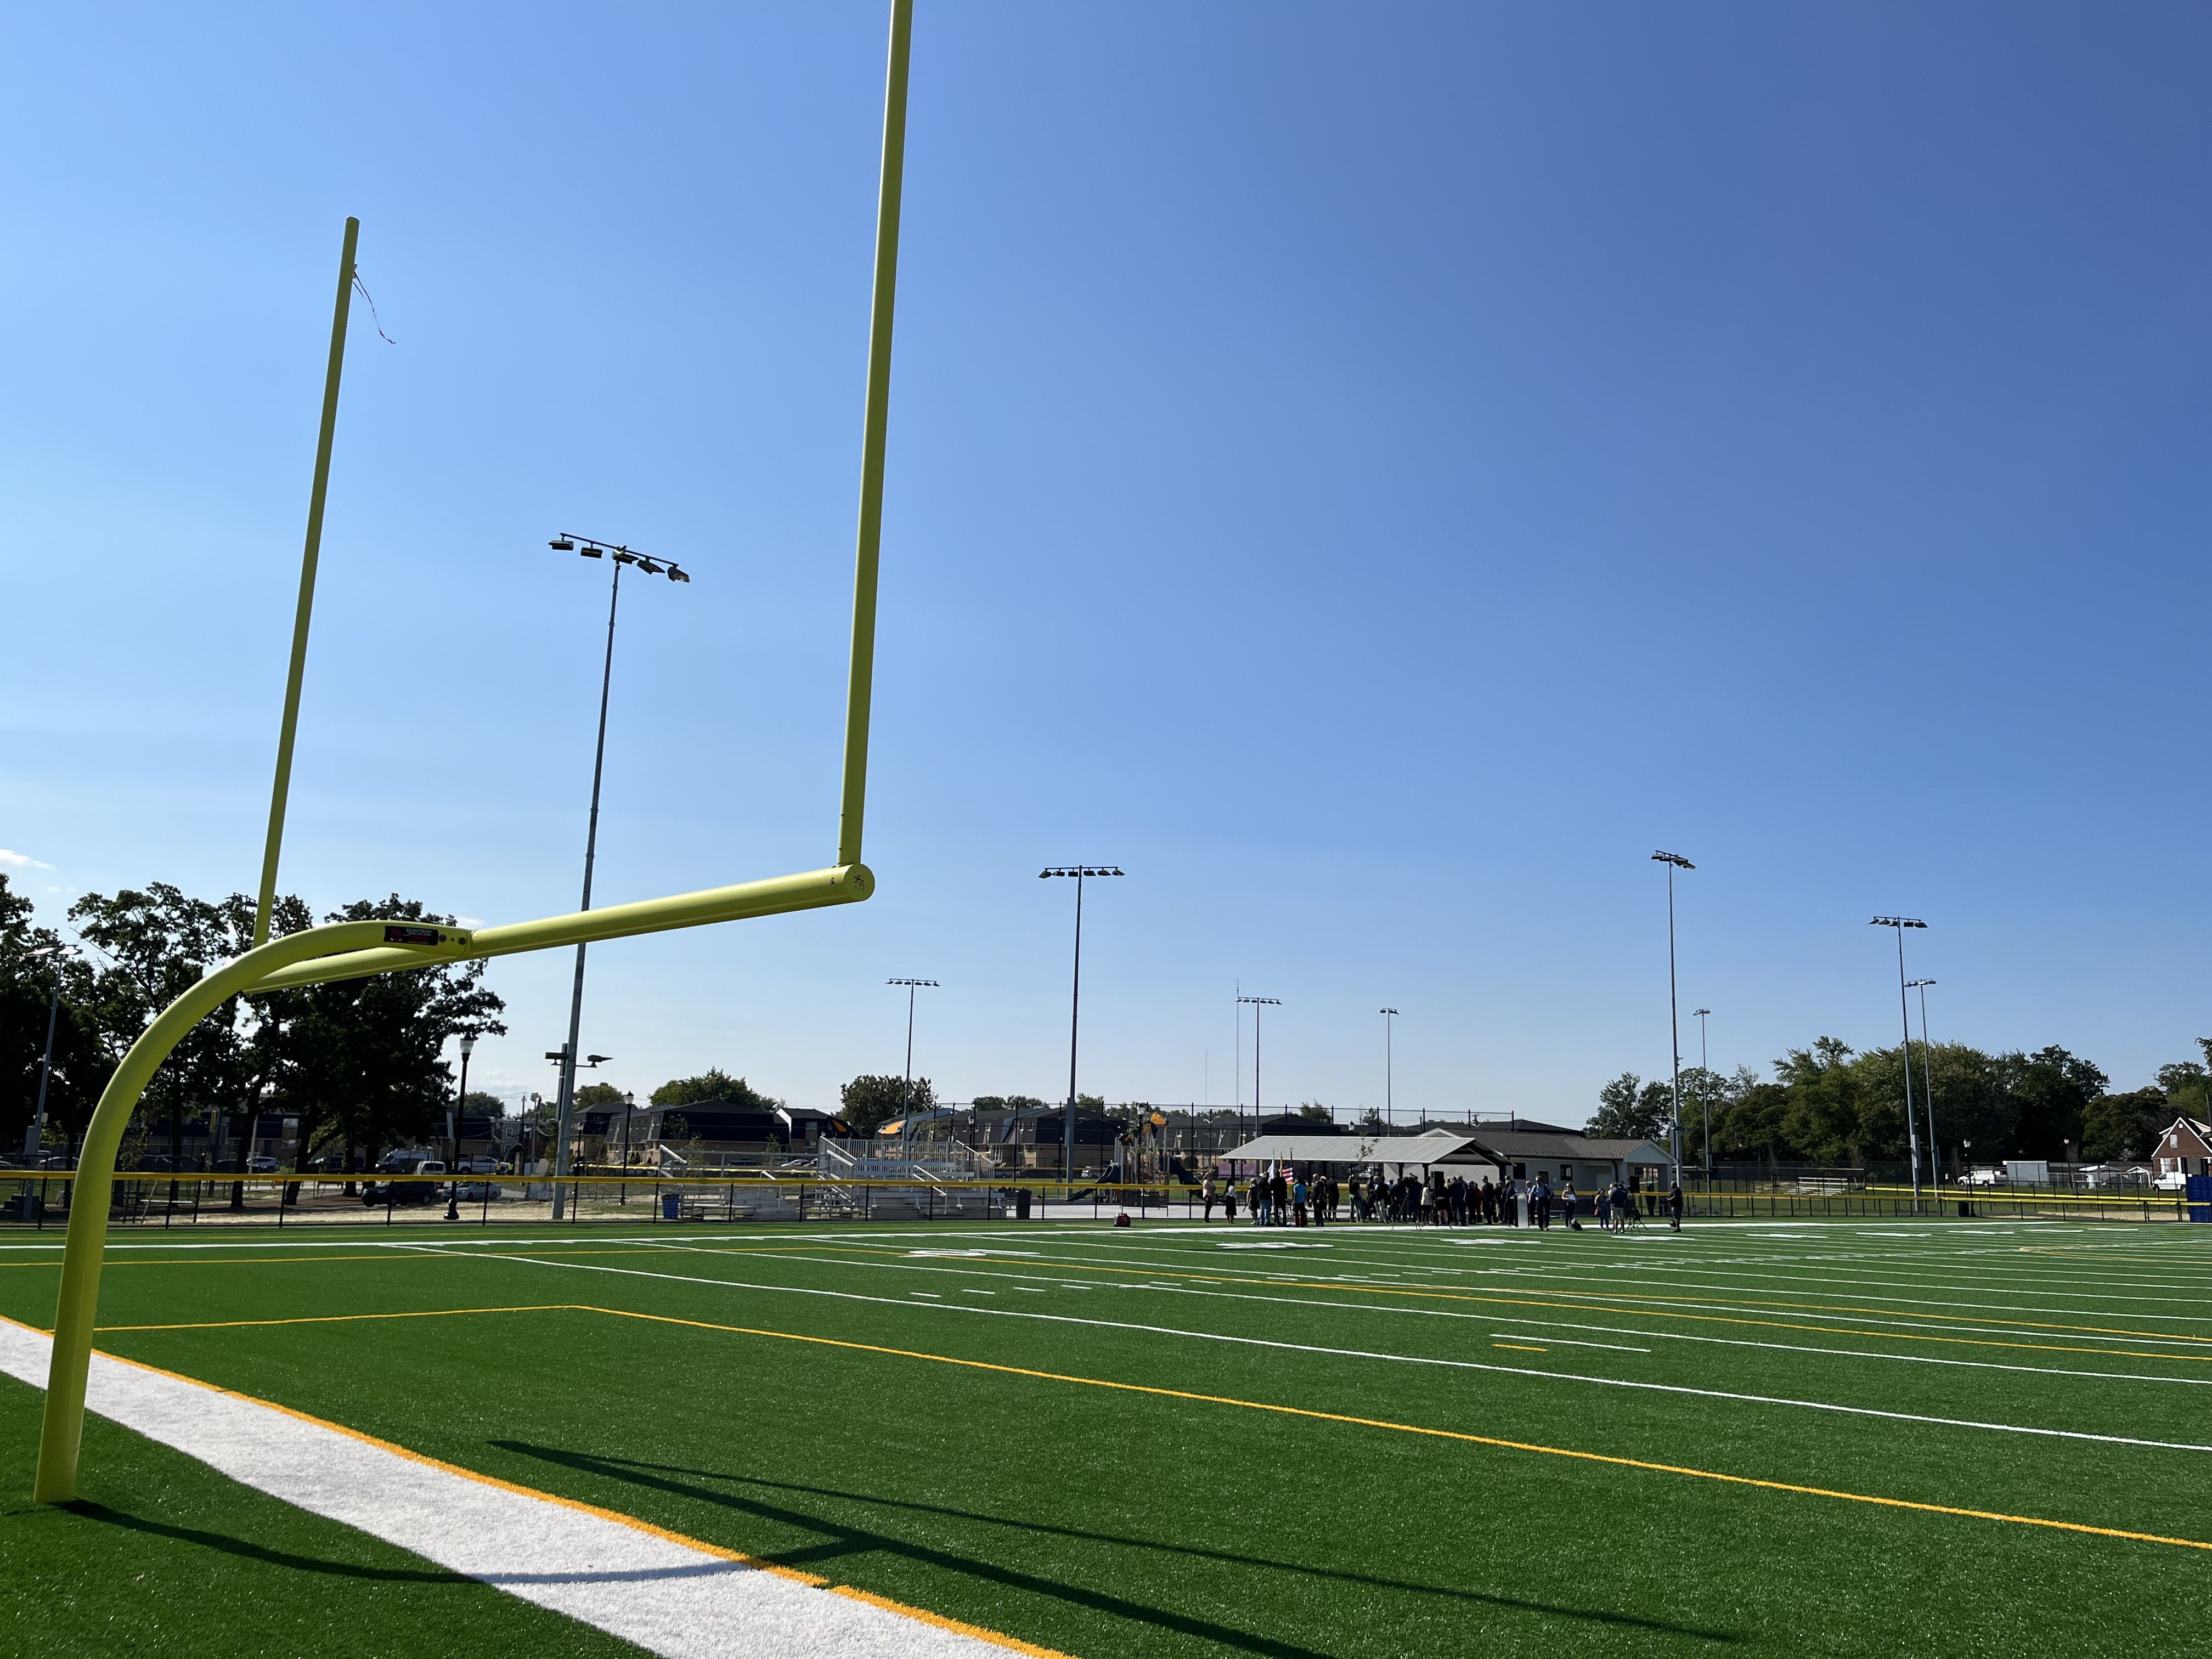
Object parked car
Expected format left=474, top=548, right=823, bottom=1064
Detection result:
left=247, top=1156, right=281, bottom=1174
left=2153, top=1171, right=2188, bottom=1192
left=362, top=1158, right=447, bottom=1206
left=452, top=1181, right=503, bottom=1202
left=1960, top=1166, right=2006, bottom=1186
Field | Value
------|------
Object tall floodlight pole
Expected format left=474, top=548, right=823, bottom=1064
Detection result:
left=24, top=945, right=74, bottom=1160
left=1691, top=1008, right=1711, bottom=1172
left=1380, top=1008, right=1400, bottom=1126
left=1238, top=997, right=1280, bottom=1146
left=888, top=978, right=938, bottom=1147
left=1871, top=917, right=1928, bottom=1210
left=253, top=218, right=362, bottom=948
left=1042, top=866, right=1122, bottom=1185
left=545, top=535, right=691, bottom=1219
left=1651, top=853, right=1695, bottom=1182
left=1908, top=978, right=1938, bottom=1187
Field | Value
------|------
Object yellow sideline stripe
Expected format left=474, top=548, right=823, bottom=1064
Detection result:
left=578, top=1304, right=2212, bottom=1556
left=2, top=1316, right=1072, bottom=1659
left=97, top=1305, right=572, bottom=1332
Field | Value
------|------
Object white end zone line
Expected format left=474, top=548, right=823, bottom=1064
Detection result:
left=0, top=1315, right=1056, bottom=1659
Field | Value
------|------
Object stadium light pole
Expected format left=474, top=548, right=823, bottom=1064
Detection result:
left=23, top=945, right=74, bottom=1161
left=1871, top=917, right=1928, bottom=1210
left=1042, top=866, right=1121, bottom=1188
left=888, top=978, right=938, bottom=1148
left=1908, top=978, right=1939, bottom=1187
left=1380, top=1008, right=1400, bottom=1127
left=1238, top=997, right=1280, bottom=1145
left=1651, top=852, right=1694, bottom=1183
left=545, top=534, right=691, bottom=1220
left=444, top=1032, right=476, bottom=1221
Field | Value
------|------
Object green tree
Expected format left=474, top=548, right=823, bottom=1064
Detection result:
left=251, top=895, right=505, bottom=1173
left=1776, top=1037, right=1860, bottom=1163
left=69, top=883, right=272, bottom=1167
left=574, top=1082, right=625, bottom=1110
left=1707, top=1078, right=1794, bottom=1167
left=1587, top=1073, right=1671, bottom=1140
left=2155, top=1053, right=2212, bottom=1124
left=2000, top=1046, right=2107, bottom=1159
left=840, top=1074, right=934, bottom=1135
left=2081, top=1088, right=2166, bottom=1161
left=1, top=873, right=107, bottom=1152
left=651, top=1068, right=776, bottom=1111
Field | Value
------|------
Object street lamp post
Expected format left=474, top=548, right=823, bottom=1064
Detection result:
left=1871, top=917, right=1928, bottom=1210
left=1907, top=979, right=1939, bottom=1187
left=1238, top=997, right=1280, bottom=1150
left=1651, top=852, right=1695, bottom=1182
left=1041, top=866, right=1122, bottom=1191
left=545, top=533, right=691, bottom=1221
left=618, top=1090, right=636, bottom=1204
left=888, top=978, right=939, bottom=1154
left=1379, top=1008, right=1400, bottom=1127
left=445, top=1032, right=476, bottom=1221
left=1691, top=1008, right=1711, bottom=1172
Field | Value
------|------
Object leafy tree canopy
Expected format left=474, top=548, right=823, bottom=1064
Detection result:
left=651, top=1068, right=776, bottom=1111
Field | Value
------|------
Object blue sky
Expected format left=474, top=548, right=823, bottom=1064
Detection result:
left=6, top=3, right=2211, bottom=1122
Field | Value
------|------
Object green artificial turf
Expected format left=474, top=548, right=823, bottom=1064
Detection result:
left=0, top=1372, right=639, bottom=1658
left=3, top=1216, right=2209, bottom=1656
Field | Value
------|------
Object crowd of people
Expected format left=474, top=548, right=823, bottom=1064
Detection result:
left=1196, top=1166, right=1684, bottom=1230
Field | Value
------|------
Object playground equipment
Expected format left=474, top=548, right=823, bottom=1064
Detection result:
left=33, top=0, right=915, bottom=1503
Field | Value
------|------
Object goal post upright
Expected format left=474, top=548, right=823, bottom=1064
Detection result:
left=32, top=0, right=916, bottom=1503
left=33, top=921, right=475, bottom=1503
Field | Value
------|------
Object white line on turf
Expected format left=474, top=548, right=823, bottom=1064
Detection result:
left=473, top=1250, right=2212, bottom=1455
left=0, top=1317, right=1037, bottom=1658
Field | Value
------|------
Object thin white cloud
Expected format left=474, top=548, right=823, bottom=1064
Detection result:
left=0, top=849, right=53, bottom=870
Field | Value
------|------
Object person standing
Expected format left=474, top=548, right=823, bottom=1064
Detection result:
left=1532, top=1175, right=1551, bottom=1231
left=1668, top=1177, right=1684, bottom=1231
left=1201, top=1172, right=1217, bottom=1222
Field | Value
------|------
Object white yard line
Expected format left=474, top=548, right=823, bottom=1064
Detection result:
left=0, top=1316, right=1053, bottom=1659
left=478, top=1250, right=2212, bottom=1455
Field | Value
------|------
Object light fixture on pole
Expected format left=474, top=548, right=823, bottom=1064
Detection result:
left=1906, top=978, right=1938, bottom=1187
left=1651, top=852, right=1695, bottom=1182
left=887, top=978, right=939, bottom=1147
left=1237, top=996, right=1280, bottom=1147
left=544, top=1047, right=609, bottom=1197
left=1871, top=917, right=1928, bottom=1210
left=1379, top=1009, right=1400, bottom=1127
left=445, top=1032, right=476, bottom=1221
left=544, top=533, right=692, bottom=1221
left=1691, top=1008, right=1711, bottom=1172
left=1041, top=866, right=1122, bottom=1188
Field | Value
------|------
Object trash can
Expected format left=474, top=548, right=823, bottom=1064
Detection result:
left=661, top=1193, right=680, bottom=1220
